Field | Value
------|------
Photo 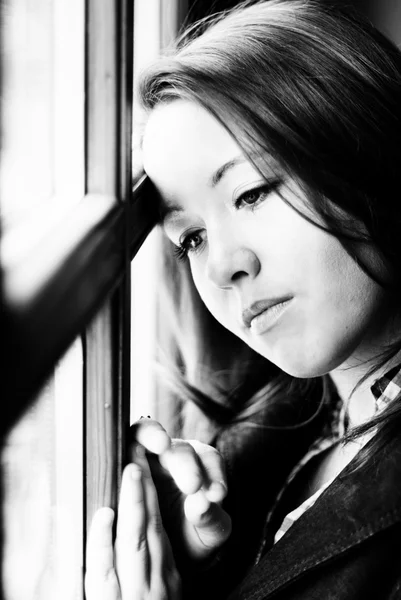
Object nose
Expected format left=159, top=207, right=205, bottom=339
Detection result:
left=205, top=230, right=261, bottom=289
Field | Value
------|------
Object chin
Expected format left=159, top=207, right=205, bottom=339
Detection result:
left=263, top=344, right=353, bottom=379
left=277, top=363, right=329, bottom=379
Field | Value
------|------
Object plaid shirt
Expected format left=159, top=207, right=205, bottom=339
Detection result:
left=257, top=365, right=401, bottom=555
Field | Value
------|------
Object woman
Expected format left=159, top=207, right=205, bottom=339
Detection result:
left=86, top=1, right=401, bottom=598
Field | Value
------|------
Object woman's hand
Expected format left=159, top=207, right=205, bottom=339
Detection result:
left=130, top=418, right=232, bottom=562
left=85, top=462, right=181, bottom=600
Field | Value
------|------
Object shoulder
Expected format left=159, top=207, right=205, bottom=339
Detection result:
left=231, top=428, right=401, bottom=600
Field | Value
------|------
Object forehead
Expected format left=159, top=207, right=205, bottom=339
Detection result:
left=142, top=100, right=244, bottom=195
left=142, top=99, right=237, bottom=157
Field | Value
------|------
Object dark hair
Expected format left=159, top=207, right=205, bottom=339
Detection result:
left=139, top=0, right=401, bottom=451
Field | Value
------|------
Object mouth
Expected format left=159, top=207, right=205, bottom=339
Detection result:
left=242, top=297, right=292, bottom=333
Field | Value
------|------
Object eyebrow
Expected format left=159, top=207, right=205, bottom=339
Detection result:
left=161, top=154, right=248, bottom=224
left=160, top=202, right=184, bottom=224
left=210, top=155, right=246, bottom=187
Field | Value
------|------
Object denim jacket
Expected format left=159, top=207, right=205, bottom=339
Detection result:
left=229, top=429, right=401, bottom=599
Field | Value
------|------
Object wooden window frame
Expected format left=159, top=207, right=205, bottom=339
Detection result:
left=0, top=0, right=158, bottom=593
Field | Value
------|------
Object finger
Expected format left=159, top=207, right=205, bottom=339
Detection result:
left=184, top=490, right=232, bottom=558
left=130, top=418, right=171, bottom=455
left=159, top=440, right=206, bottom=495
left=136, top=450, right=167, bottom=572
left=123, top=453, right=173, bottom=574
left=188, top=440, right=228, bottom=503
left=86, top=508, right=115, bottom=576
left=136, top=451, right=181, bottom=597
left=115, top=464, right=149, bottom=598
left=85, top=508, right=121, bottom=600
left=143, top=457, right=181, bottom=600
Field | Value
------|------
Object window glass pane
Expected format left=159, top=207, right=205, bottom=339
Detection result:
left=130, top=0, right=187, bottom=430
left=0, top=0, right=85, bottom=267
left=1, top=2, right=86, bottom=598
left=2, top=340, right=84, bottom=600
left=131, top=0, right=163, bottom=423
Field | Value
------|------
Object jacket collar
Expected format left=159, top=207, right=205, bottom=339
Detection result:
left=235, top=430, right=401, bottom=599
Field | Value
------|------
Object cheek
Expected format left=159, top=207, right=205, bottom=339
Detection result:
left=272, top=249, right=387, bottom=376
left=307, top=236, right=380, bottom=317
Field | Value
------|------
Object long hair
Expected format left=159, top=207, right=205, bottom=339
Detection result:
left=139, top=0, right=401, bottom=448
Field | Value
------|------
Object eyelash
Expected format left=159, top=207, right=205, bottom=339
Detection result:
left=173, top=235, right=202, bottom=262
left=234, top=180, right=281, bottom=211
left=173, top=179, right=281, bottom=262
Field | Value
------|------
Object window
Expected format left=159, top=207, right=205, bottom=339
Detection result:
left=0, top=0, right=155, bottom=597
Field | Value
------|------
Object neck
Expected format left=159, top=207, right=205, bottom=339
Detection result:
left=329, top=316, right=401, bottom=428
left=329, top=361, right=379, bottom=428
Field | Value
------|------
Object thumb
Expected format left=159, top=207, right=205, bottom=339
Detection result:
left=183, top=490, right=232, bottom=559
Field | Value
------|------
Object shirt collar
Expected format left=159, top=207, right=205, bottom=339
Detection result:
left=370, top=364, right=401, bottom=413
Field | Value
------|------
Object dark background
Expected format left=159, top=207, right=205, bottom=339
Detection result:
left=185, top=0, right=401, bottom=46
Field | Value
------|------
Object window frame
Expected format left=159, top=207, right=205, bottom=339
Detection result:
left=0, top=0, right=158, bottom=593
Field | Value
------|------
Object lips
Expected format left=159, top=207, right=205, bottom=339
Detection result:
left=242, top=297, right=292, bottom=328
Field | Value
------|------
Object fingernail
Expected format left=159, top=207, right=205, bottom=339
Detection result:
left=207, top=481, right=227, bottom=502
left=146, top=430, right=170, bottom=454
left=98, top=507, right=114, bottom=526
left=190, top=489, right=211, bottom=515
left=130, top=464, right=142, bottom=480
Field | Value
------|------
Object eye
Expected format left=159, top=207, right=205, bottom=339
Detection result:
left=234, top=180, right=281, bottom=210
left=173, top=229, right=205, bottom=261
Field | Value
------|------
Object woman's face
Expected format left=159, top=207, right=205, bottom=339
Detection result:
left=142, top=100, right=388, bottom=377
